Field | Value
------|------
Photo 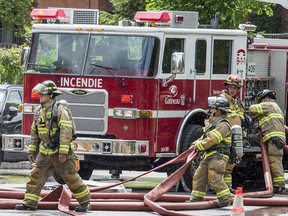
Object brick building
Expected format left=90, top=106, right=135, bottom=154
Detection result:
left=36, top=0, right=112, bottom=12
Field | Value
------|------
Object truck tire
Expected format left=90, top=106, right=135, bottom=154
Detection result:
left=179, top=124, right=203, bottom=192
left=166, top=164, right=182, bottom=192
left=52, top=161, right=94, bottom=184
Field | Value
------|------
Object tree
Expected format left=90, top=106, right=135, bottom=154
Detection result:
left=0, top=0, right=35, bottom=36
left=100, top=0, right=146, bottom=25
left=145, top=0, right=275, bottom=29
left=0, top=47, right=23, bottom=84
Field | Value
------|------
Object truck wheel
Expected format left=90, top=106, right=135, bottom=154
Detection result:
left=78, top=161, right=94, bottom=180
left=52, top=161, right=94, bottom=184
left=180, top=124, right=203, bottom=192
left=166, top=164, right=182, bottom=192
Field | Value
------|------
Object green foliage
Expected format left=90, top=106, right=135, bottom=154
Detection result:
left=0, top=0, right=35, bottom=36
left=145, top=0, right=274, bottom=29
left=0, top=47, right=23, bottom=84
left=99, top=0, right=146, bottom=25
left=248, top=5, right=282, bottom=33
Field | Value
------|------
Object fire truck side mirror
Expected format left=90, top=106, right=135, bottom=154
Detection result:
left=171, top=52, right=185, bottom=74
left=21, top=47, right=30, bottom=69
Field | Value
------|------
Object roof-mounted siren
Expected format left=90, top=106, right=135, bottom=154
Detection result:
left=30, top=9, right=69, bottom=24
left=134, top=11, right=198, bottom=28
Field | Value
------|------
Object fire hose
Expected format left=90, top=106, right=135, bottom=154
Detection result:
left=2, top=129, right=288, bottom=215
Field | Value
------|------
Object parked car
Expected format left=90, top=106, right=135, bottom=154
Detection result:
left=0, top=84, right=24, bottom=162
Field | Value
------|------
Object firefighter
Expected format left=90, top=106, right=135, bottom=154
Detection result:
left=188, top=96, right=233, bottom=208
left=220, top=75, right=245, bottom=192
left=15, top=80, right=91, bottom=212
left=249, top=89, right=288, bottom=194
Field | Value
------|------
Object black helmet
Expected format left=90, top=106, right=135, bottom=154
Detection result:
left=208, top=96, right=231, bottom=113
left=32, top=80, right=62, bottom=96
left=255, top=89, right=276, bottom=103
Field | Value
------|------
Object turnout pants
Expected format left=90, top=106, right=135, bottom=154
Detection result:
left=267, top=140, right=285, bottom=189
left=191, top=154, right=232, bottom=204
left=224, top=162, right=235, bottom=189
left=23, top=150, right=90, bottom=209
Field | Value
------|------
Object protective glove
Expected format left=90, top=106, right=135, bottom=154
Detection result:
left=59, top=154, right=67, bottom=163
left=28, top=154, right=35, bottom=163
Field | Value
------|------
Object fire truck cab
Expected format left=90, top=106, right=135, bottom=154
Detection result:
left=2, top=9, right=268, bottom=191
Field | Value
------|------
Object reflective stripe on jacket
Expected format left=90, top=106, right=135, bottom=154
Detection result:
left=28, top=99, right=73, bottom=155
left=249, top=101, right=285, bottom=143
left=194, top=117, right=231, bottom=156
left=221, top=91, right=244, bottom=126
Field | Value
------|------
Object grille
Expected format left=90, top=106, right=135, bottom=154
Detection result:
left=58, top=89, right=108, bottom=135
left=72, top=10, right=98, bottom=25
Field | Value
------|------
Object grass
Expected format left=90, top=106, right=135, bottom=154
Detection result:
left=123, top=177, right=166, bottom=190
left=0, top=174, right=29, bottom=184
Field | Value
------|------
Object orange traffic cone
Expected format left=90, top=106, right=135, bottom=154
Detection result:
left=230, top=187, right=244, bottom=216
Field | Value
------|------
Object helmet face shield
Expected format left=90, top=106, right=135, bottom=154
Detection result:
left=32, top=83, right=48, bottom=94
left=208, top=96, right=231, bottom=114
left=32, top=80, right=62, bottom=96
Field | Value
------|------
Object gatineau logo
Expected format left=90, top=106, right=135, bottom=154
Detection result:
left=71, top=90, right=88, bottom=95
left=169, top=85, right=178, bottom=97
left=165, top=85, right=180, bottom=104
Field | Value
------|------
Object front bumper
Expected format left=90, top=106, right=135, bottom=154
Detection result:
left=2, top=134, right=150, bottom=157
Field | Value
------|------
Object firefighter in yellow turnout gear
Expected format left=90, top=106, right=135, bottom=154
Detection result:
left=249, top=89, right=288, bottom=194
left=188, top=96, right=233, bottom=208
left=15, top=80, right=91, bottom=212
left=220, top=75, right=244, bottom=191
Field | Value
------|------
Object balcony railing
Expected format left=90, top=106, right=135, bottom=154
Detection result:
left=0, top=28, right=24, bottom=47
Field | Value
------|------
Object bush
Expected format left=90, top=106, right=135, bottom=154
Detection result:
left=0, top=47, right=23, bottom=84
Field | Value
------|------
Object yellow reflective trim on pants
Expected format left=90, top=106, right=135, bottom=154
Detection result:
left=259, top=113, right=284, bottom=126
left=273, top=176, right=285, bottom=182
left=192, top=190, right=206, bottom=198
left=25, top=193, right=40, bottom=202
left=73, top=186, right=90, bottom=199
left=211, top=129, right=223, bottom=143
left=216, top=188, right=230, bottom=198
left=224, top=177, right=232, bottom=183
left=263, top=132, right=285, bottom=142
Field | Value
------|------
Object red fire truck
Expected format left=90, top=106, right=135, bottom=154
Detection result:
left=2, top=8, right=287, bottom=191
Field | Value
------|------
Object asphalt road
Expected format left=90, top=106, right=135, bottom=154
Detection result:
left=0, top=168, right=288, bottom=215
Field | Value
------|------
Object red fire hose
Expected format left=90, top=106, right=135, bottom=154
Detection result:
left=4, top=127, right=288, bottom=215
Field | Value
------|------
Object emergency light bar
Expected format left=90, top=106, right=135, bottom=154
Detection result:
left=134, top=11, right=171, bottom=22
left=134, top=11, right=198, bottom=29
left=30, top=9, right=66, bottom=19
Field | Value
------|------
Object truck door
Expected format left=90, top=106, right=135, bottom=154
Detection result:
left=187, top=35, right=212, bottom=109
left=157, top=36, right=188, bottom=154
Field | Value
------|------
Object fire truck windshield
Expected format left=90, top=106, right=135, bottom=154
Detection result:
left=27, top=33, right=160, bottom=78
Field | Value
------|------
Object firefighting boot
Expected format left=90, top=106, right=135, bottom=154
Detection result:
left=75, top=202, right=91, bottom=212
left=15, top=203, right=36, bottom=211
left=274, top=187, right=288, bottom=195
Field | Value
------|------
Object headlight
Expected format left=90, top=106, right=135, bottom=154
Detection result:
left=113, top=108, right=137, bottom=119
